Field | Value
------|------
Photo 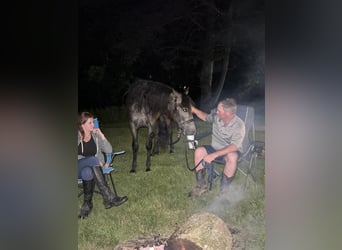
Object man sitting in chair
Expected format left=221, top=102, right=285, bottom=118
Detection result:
left=189, top=98, right=245, bottom=197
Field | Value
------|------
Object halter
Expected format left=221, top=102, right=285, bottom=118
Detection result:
left=179, top=118, right=194, bottom=126
left=169, top=118, right=195, bottom=145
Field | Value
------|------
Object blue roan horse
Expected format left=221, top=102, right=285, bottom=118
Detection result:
left=126, top=79, right=196, bottom=172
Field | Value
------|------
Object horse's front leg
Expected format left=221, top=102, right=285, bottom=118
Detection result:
left=130, top=125, right=138, bottom=173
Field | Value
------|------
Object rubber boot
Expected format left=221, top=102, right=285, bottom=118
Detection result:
left=188, top=169, right=207, bottom=197
left=78, top=179, right=95, bottom=218
left=92, top=166, right=128, bottom=208
left=220, top=173, right=234, bottom=194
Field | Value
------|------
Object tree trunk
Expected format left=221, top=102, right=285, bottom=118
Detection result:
left=199, top=58, right=214, bottom=110
left=211, top=47, right=231, bottom=107
left=197, top=0, right=234, bottom=111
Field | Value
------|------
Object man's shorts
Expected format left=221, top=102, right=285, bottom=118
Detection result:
left=202, top=145, right=241, bottom=163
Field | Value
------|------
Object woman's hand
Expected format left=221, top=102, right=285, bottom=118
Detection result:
left=93, top=128, right=106, bottom=140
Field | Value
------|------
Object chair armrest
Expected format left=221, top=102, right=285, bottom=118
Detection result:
left=213, top=159, right=225, bottom=165
left=113, top=150, right=125, bottom=156
left=195, top=131, right=212, bottom=140
left=102, top=166, right=114, bottom=174
left=251, top=141, right=265, bottom=152
left=108, top=150, right=126, bottom=166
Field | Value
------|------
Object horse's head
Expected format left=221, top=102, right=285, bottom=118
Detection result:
left=168, top=90, right=196, bottom=136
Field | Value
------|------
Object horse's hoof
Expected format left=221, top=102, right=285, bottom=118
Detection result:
left=130, top=169, right=136, bottom=173
left=146, top=168, right=151, bottom=172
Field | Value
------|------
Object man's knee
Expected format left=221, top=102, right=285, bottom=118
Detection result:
left=194, top=147, right=207, bottom=171
left=223, top=152, right=239, bottom=177
left=224, top=151, right=239, bottom=163
left=195, top=146, right=207, bottom=158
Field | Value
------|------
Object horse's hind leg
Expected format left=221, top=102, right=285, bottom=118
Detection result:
left=167, top=121, right=174, bottom=153
left=129, top=124, right=138, bottom=173
left=151, top=124, right=160, bottom=155
left=152, top=136, right=159, bottom=155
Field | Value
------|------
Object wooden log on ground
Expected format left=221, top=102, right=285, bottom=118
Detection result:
left=166, top=212, right=232, bottom=250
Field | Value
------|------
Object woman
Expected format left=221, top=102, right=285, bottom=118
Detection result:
left=78, top=111, right=127, bottom=218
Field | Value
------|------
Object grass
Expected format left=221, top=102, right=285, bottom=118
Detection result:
left=78, top=108, right=265, bottom=250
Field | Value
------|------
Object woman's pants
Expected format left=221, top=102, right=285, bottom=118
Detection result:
left=78, top=156, right=100, bottom=181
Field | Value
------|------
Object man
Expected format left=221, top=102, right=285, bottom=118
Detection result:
left=189, top=98, right=246, bottom=197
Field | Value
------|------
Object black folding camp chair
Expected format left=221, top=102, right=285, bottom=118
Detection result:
left=193, top=105, right=264, bottom=190
left=78, top=150, right=126, bottom=197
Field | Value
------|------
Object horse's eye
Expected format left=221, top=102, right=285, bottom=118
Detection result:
left=182, top=108, right=188, bottom=112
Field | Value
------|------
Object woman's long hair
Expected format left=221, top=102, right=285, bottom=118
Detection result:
left=78, top=111, right=93, bottom=139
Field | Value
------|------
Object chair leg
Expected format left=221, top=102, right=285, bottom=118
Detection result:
left=107, top=172, right=118, bottom=196
left=244, top=152, right=258, bottom=190
left=251, top=153, right=258, bottom=189
left=204, top=163, right=219, bottom=191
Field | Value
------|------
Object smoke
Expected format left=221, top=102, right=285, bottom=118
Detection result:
left=205, top=182, right=246, bottom=216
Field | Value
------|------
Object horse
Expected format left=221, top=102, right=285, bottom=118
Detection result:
left=125, top=79, right=196, bottom=172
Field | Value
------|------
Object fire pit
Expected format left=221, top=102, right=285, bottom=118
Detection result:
left=114, top=235, right=202, bottom=250
left=114, top=234, right=168, bottom=250
left=115, top=212, right=233, bottom=250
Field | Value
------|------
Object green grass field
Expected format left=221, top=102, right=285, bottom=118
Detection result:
left=78, top=108, right=265, bottom=249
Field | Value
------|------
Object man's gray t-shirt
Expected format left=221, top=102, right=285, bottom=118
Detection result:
left=206, top=110, right=246, bottom=152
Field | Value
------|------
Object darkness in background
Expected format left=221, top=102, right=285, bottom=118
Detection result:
left=79, top=0, right=265, bottom=114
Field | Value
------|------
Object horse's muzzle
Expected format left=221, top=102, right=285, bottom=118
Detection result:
left=180, top=118, right=196, bottom=134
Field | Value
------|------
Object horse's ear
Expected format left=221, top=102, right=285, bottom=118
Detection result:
left=173, top=95, right=178, bottom=110
left=183, top=85, right=189, bottom=95
left=168, top=91, right=178, bottom=111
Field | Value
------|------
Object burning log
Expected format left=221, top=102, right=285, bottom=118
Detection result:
left=114, top=235, right=167, bottom=250
left=165, top=238, right=202, bottom=250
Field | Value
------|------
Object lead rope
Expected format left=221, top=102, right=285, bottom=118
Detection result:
left=183, top=137, right=220, bottom=190
left=169, top=128, right=182, bottom=145
left=183, top=131, right=211, bottom=171
left=183, top=138, right=203, bottom=171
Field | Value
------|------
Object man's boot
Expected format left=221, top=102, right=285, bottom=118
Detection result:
left=78, top=179, right=95, bottom=218
left=92, top=166, right=128, bottom=209
left=188, top=169, right=207, bottom=197
left=220, top=173, right=234, bottom=194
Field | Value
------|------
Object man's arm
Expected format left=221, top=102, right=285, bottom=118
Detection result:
left=191, top=104, right=208, bottom=121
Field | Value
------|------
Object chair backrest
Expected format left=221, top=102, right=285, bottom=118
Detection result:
left=236, top=105, right=255, bottom=153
